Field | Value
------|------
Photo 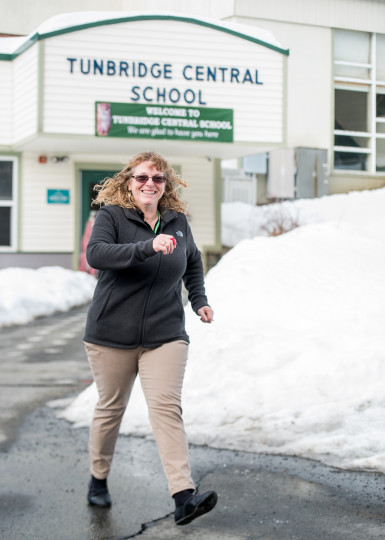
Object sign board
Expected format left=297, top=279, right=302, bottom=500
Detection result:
left=95, top=102, right=233, bottom=143
left=41, top=17, right=285, bottom=143
left=47, top=189, right=70, bottom=204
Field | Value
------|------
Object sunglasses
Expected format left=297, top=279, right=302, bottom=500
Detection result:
left=131, top=174, right=166, bottom=184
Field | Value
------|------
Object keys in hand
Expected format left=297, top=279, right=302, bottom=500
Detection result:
left=153, top=235, right=177, bottom=255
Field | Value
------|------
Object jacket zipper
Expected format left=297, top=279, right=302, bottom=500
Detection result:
left=137, top=213, right=178, bottom=346
left=138, top=224, right=162, bottom=346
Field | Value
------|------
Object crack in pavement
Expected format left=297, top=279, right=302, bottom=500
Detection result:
left=111, top=511, right=175, bottom=539
left=116, top=473, right=218, bottom=539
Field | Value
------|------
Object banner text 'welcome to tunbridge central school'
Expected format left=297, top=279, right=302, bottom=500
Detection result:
left=95, top=102, right=234, bottom=143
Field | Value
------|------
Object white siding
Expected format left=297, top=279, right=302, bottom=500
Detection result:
left=234, top=17, right=332, bottom=150
left=0, top=62, right=13, bottom=146
left=20, top=152, right=214, bottom=253
left=175, top=157, right=215, bottom=248
left=235, top=0, right=385, bottom=34
left=42, top=19, right=285, bottom=144
left=21, top=153, right=74, bottom=251
left=13, top=45, right=39, bottom=143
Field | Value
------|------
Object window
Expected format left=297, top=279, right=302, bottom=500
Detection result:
left=333, top=30, right=385, bottom=173
left=0, top=157, right=18, bottom=251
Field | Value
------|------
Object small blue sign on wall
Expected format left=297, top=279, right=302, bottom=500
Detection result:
left=47, top=189, right=70, bottom=204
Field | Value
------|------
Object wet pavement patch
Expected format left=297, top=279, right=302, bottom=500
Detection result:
left=1, top=404, right=385, bottom=540
left=2, top=306, right=385, bottom=539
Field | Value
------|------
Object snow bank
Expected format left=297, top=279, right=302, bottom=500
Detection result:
left=0, top=266, right=96, bottom=327
left=221, top=187, right=385, bottom=246
left=59, top=188, right=385, bottom=473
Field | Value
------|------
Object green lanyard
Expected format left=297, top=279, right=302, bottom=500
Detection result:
left=154, top=210, right=161, bottom=234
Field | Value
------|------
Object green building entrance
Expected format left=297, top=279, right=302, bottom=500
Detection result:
left=79, top=169, right=119, bottom=270
left=80, top=169, right=118, bottom=238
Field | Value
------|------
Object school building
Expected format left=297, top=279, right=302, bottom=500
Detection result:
left=0, top=0, right=384, bottom=268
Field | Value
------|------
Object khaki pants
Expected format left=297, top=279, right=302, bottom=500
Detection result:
left=84, top=340, right=195, bottom=496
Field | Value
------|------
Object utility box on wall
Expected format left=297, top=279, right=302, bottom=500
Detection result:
left=267, top=147, right=328, bottom=199
left=295, top=147, right=328, bottom=198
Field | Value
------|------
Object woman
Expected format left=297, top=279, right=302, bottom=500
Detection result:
left=83, top=151, right=217, bottom=526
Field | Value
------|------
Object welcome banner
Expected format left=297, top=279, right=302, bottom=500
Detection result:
left=95, top=102, right=234, bottom=143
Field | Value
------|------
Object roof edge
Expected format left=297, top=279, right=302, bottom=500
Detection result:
left=0, top=14, right=290, bottom=60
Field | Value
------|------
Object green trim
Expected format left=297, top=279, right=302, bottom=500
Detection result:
left=0, top=14, right=289, bottom=61
left=0, top=34, right=38, bottom=60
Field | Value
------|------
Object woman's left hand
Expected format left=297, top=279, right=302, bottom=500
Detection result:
left=197, top=306, right=214, bottom=323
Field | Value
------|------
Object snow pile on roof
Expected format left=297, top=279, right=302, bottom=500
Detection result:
left=58, top=187, right=385, bottom=473
left=0, top=36, right=26, bottom=54
left=0, top=266, right=96, bottom=327
left=0, top=11, right=285, bottom=55
left=35, top=10, right=284, bottom=48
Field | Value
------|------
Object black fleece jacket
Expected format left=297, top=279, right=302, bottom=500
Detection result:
left=83, top=205, right=209, bottom=349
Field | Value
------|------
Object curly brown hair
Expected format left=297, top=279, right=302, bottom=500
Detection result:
left=93, top=151, right=188, bottom=213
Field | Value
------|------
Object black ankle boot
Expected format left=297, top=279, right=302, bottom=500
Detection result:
left=87, top=476, right=111, bottom=508
left=174, top=490, right=218, bottom=525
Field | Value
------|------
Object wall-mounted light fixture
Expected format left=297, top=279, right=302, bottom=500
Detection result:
left=50, top=156, right=69, bottom=163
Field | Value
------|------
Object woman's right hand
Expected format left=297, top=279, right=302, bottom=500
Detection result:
left=153, top=234, right=177, bottom=255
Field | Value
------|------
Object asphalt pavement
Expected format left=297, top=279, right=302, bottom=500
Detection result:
left=1, top=306, right=385, bottom=540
